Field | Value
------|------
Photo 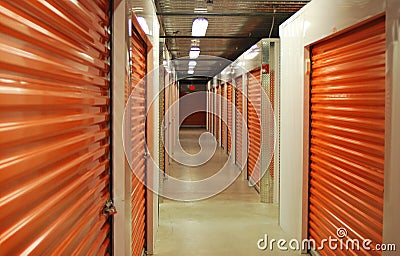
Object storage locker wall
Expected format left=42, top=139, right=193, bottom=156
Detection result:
left=0, top=1, right=111, bottom=254
left=221, top=83, right=227, bottom=149
left=235, top=76, right=243, bottom=167
left=130, top=23, right=147, bottom=256
left=227, top=82, right=233, bottom=153
left=309, top=16, right=385, bottom=255
left=247, top=69, right=261, bottom=185
left=216, top=85, right=221, bottom=142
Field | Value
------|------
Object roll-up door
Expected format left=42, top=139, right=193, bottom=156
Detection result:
left=309, top=16, right=385, bottom=255
left=211, top=88, right=217, bottom=138
left=0, top=1, right=111, bottom=255
left=235, top=76, right=243, bottom=167
left=209, top=88, right=213, bottom=133
left=130, top=22, right=148, bottom=256
left=208, top=90, right=212, bottom=132
left=209, top=90, right=211, bottom=131
left=216, top=85, right=221, bottom=141
left=221, top=83, right=226, bottom=149
left=247, top=69, right=261, bottom=185
left=227, top=82, right=233, bottom=153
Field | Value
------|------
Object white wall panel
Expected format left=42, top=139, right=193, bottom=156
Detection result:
left=279, top=12, right=305, bottom=242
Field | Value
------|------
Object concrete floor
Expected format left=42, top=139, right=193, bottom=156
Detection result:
left=154, top=128, right=302, bottom=256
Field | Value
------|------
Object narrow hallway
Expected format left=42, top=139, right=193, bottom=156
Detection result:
left=155, top=128, right=297, bottom=256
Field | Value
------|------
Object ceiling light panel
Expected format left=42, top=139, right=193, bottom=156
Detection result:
left=191, top=18, right=208, bottom=37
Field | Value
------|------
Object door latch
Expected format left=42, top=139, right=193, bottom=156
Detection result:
left=102, top=199, right=117, bottom=217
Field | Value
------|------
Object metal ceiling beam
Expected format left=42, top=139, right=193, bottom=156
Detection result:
left=170, top=58, right=230, bottom=61
left=160, top=35, right=263, bottom=38
left=156, top=12, right=294, bottom=17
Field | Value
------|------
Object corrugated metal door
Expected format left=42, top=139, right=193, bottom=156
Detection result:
left=211, top=88, right=214, bottom=135
left=210, top=88, right=213, bottom=134
left=221, top=83, right=226, bottom=149
left=130, top=24, right=147, bottom=256
left=227, top=82, right=233, bottom=153
left=0, top=1, right=111, bottom=255
left=309, top=16, right=385, bottom=255
left=216, top=85, right=221, bottom=141
left=211, top=88, right=217, bottom=136
left=247, top=69, right=261, bottom=185
left=235, top=76, right=243, bottom=167
left=207, top=90, right=212, bottom=131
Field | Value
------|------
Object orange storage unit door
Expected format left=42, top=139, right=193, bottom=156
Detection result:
left=235, top=76, right=243, bottom=167
left=227, top=82, right=233, bottom=153
left=221, top=83, right=226, bottom=148
left=208, top=89, right=214, bottom=133
left=247, top=69, right=261, bottom=185
left=130, top=24, right=147, bottom=256
left=309, top=16, right=385, bottom=255
left=216, top=85, right=221, bottom=141
left=0, top=1, right=111, bottom=255
left=208, top=89, right=212, bottom=131
left=211, top=88, right=217, bottom=137
left=210, top=88, right=214, bottom=134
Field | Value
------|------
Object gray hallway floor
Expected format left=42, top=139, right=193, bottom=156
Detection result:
left=154, top=128, right=300, bottom=256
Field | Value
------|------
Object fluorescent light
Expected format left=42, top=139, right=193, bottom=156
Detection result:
left=188, top=69, right=195, bottom=74
left=132, top=7, right=144, bottom=12
left=191, top=18, right=208, bottom=37
left=137, top=16, right=150, bottom=35
left=194, top=8, right=208, bottom=13
left=128, top=19, right=132, bottom=37
left=189, top=46, right=200, bottom=59
left=188, top=60, right=197, bottom=67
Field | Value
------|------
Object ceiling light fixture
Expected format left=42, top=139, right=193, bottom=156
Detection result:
left=132, top=7, right=144, bottom=12
left=192, top=18, right=208, bottom=37
left=194, top=7, right=208, bottom=13
left=188, top=60, right=197, bottom=67
left=128, top=18, right=132, bottom=37
left=189, top=46, right=200, bottom=59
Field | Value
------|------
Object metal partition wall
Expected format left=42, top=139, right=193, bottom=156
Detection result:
left=247, top=69, right=261, bottom=188
left=260, top=39, right=280, bottom=203
left=235, top=76, right=244, bottom=167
